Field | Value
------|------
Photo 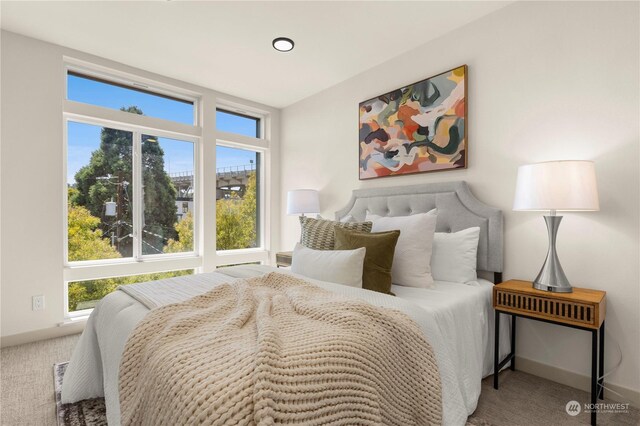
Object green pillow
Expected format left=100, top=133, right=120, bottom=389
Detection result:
left=333, top=227, right=400, bottom=295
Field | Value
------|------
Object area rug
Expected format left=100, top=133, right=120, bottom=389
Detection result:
left=54, top=362, right=107, bottom=426
left=54, top=361, right=491, bottom=426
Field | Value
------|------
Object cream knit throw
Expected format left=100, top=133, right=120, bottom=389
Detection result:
left=119, top=272, right=442, bottom=425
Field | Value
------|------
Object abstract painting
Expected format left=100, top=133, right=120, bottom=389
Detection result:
left=359, top=65, right=467, bottom=179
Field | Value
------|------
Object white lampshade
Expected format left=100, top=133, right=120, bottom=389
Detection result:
left=513, top=160, right=599, bottom=212
left=287, top=189, right=320, bottom=215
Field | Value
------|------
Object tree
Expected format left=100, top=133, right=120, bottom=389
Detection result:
left=165, top=211, right=194, bottom=253
left=67, top=188, right=121, bottom=262
left=141, top=133, right=179, bottom=254
left=216, top=199, right=246, bottom=250
left=72, top=106, right=177, bottom=257
left=238, top=172, right=257, bottom=247
left=67, top=172, right=257, bottom=310
left=216, top=172, right=257, bottom=250
left=67, top=187, right=123, bottom=310
left=67, top=269, right=192, bottom=312
left=67, top=196, right=193, bottom=311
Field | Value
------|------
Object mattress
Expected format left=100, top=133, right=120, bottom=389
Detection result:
left=61, top=265, right=510, bottom=425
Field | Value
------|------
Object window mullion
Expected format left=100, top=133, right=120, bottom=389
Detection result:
left=133, top=131, right=143, bottom=260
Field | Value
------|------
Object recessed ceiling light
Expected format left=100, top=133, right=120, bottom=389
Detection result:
left=272, top=37, right=294, bottom=52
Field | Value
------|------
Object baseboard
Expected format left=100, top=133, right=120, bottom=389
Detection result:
left=515, top=355, right=640, bottom=408
left=0, top=321, right=85, bottom=348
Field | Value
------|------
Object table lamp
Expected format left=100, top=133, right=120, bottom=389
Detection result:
left=287, top=189, right=320, bottom=217
left=513, top=160, right=599, bottom=293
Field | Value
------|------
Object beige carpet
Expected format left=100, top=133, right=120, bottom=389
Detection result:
left=1, top=334, right=638, bottom=425
left=1, top=334, right=80, bottom=426
left=472, top=369, right=639, bottom=425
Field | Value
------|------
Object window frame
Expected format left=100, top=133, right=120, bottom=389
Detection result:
left=63, top=62, right=205, bottom=319
left=61, top=61, right=273, bottom=320
left=216, top=108, right=262, bottom=139
left=138, top=133, right=199, bottom=259
left=64, top=267, right=196, bottom=318
left=65, top=64, right=199, bottom=126
left=214, top=141, right=265, bottom=252
left=63, top=115, right=201, bottom=267
left=214, top=104, right=270, bottom=267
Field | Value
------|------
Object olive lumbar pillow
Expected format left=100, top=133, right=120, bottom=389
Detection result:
left=333, top=227, right=400, bottom=295
left=299, top=216, right=372, bottom=250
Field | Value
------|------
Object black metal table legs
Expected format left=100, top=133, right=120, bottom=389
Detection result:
left=494, top=310, right=500, bottom=389
left=591, top=329, right=598, bottom=425
left=493, top=312, right=604, bottom=425
left=590, top=321, right=605, bottom=425
left=493, top=312, right=516, bottom=390
left=510, top=315, right=516, bottom=371
left=598, top=321, right=605, bottom=400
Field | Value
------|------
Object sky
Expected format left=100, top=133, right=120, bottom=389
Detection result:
left=67, top=75, right=258, bottom=184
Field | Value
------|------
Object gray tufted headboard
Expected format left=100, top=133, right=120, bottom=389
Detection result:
left=335, top=181, right=503, bottom=277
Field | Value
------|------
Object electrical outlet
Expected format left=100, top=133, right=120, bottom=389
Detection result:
left=32, top=295, right=45, bottom=311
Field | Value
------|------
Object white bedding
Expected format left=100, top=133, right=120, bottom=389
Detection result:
left=61, top=265, right=510, bottom=426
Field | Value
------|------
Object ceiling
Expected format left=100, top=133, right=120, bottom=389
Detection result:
left=1, top=1, right=510, bottom=108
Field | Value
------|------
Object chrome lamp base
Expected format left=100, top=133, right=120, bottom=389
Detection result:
left=533, top=215, right=573, bottom=293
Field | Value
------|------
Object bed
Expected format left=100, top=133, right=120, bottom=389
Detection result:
left=62, top=181, right=511, bottom=425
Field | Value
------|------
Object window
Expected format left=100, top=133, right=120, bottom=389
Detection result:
left=215, top=108, right=262, bottom=252
left=67, top=123, right=196, bottom=261
left=216, top=109, right=260, bottom=138
left=141, top=135, right=194, bottom=255
left=67, top=71, right=195, bottom=125
left=67, top=269, right=193, bottom=312
left=64, top=63, right=272, bottom=318
left=67, top=122, right=134, bottom=261
left=216, top=146, right=260, bottom=250
left=65, top=65, right=201, bottom=317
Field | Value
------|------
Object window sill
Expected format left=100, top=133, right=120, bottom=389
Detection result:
left=216, top=248, right=266, bottom=256
left=64, top=255, right=203, bottom=282
left=59, top=315, right=90, bottom=327
left=65, top=253, right=201, bottom=269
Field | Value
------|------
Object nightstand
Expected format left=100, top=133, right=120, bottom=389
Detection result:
left=275, top=251, right=292, bottom=268
left=493, top=280, right=606, bottom=426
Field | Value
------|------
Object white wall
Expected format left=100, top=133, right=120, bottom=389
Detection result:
left=280, top=2, right=639, bottom=397
left=0, top=31, right=280, bottom=342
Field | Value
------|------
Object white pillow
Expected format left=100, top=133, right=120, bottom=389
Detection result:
left=366, top=212, right=437, bottom=288
left=338, top=214, right=356, bottom=223
left=291, top=243, right=366, bottom=288
left=319, top=214, right=356, bottom=223
left=431, top=227, right=481, bottom=284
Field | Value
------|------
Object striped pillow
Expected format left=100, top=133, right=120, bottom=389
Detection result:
left=299, top=216, right=372, bottom=250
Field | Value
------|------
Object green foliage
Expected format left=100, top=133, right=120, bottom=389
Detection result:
left=67, top=180, right=193, bottom=311
left=140, top=133, right=179, bottom=253
left=67, top=190, right=121, bottom=262
left=67, top=117, right=259, bottom=310
left=66, top=201, right=194, bottom=311
left=238, top=172, right=257, bottom=247
left=165, top=211, right=193, bottom=253
left=216, top=172, right=258, bottom=250
left=72, top=106, right=177, bottom=257
left=68, top=269, right=193, bottom=312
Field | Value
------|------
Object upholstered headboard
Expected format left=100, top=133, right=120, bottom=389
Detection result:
left=335, top=181, right=503, bottom=276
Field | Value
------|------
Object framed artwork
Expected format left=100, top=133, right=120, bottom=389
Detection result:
left=359, top=65, right=467, bottom=180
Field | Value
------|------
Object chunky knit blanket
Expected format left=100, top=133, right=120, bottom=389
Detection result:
left=119, top=272, right=442, bottom=425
